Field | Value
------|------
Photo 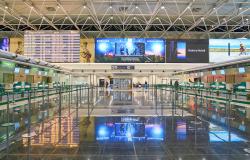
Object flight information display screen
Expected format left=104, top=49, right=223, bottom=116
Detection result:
left=95, top=38, right=165, bottom=63
left=24, top=31, right=80, bottom=63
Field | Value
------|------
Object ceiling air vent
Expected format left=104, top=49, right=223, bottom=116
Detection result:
left=46, top=6, right=56, bottom=12
left=192, top=7, right=201, bottom=12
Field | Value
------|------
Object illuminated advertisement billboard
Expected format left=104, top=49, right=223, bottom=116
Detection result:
left=95, top=38, right=165, bottom=63
left=0, top=37, right=9, bottom=51
left=166, top=39, right=209, bottom=63
left=209, top=39, right=250, bottom=63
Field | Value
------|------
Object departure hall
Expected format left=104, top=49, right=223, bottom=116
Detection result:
left=0, top=0, right=250, bottom=160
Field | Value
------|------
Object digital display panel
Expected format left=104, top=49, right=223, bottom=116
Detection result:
left=95, top=38, right=165, bottom=63
left=209, top=39, right=250, bottom=62
left=14, top=67, right=20, bottom=74
left=239, top=67, right=245, bottom=73
left=95, top=117, right=164, bottom=142
left=38, top=71, right=42, bottom=75
left=220, top=70, right=225, bottom=75
left=0, top=37, right=9, bottom=51
left=24, top=69, right=30, bottom=74
left=166, top=39, right=209, bottom=63
left=211, top=71, right=216, bottom=75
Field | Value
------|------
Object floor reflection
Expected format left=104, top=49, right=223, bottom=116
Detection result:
left=22, top=116, right=79, bottom=147
left=2, top=115, right=250, bottom=160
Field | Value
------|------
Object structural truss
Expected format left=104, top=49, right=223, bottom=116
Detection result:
left=0, top=0, right=250, bottom=38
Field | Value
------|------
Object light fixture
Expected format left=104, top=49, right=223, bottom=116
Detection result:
left=187, top=6, right=190, bottom=9
left=178, top=17, right=181, bottom=20
left=246, top=18, right=249, bottom=21
left=87, top=16, right=91, bottom=19
left=4, top=6, right=8, bottom=9
left=161, top=6, right=165, bottom=9
left=83, top=5, right=86, bottom=8
left=57, top=5, right=60, bottom=9
left=135, top=5, right=138, bottom=9
left=133, top=16, right=136, bottom=19
left=65, top=16, right=68, bottom=19
left=110, top=16, right=113, bottom=19
left=201, top=17, right=204, bottom=20
left=239, top=7, right=242, bottom=10
left=156, top=17, right=159, bottom=20
left=109, top=5, right=112, bottom=9
left=213, top=7, right=216, bottom=10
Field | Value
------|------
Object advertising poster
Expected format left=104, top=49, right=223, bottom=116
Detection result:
left=95, top=38, right=165, bottom=63
left=80, top=38, right=95, bottom=63
left=10, top=38, right=24, bottom=55
left=166, top=39, right=209, bottom=63
left=209, top=39, right=250, bottom=63
left=0, top=37, right=9, bottom=51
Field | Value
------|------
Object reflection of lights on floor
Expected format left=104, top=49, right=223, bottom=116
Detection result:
left=153, top=126, right=163, bottom=136
left=244, top=148, right=250, bottom=154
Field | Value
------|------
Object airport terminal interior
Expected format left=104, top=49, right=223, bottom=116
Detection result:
left=0, top=0, right=250, bottom=160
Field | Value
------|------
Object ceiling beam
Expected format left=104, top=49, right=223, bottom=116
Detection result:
left=56, top=0, right=80, bottom=31
left=179, top=0, right=229, bottom=38
left=23, top=0, right=59, bottom=30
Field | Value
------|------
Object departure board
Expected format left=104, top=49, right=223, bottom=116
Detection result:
left=24, top=31, right=80, bottom=63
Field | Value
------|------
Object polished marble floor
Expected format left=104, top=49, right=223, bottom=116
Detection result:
left=1, top=89, right=250, bottom=160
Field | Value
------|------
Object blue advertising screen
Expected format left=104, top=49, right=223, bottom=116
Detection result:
left=95, top=38, right=165, bottom=63
left=0, top=37, right=9, bottom=51
left=209, top=39, right=250, bottom=62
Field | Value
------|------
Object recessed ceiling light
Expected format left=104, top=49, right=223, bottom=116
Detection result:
left=135, top=5, right=138, bottom=9
left=239, top=7, right=242, bottom=10
left=109, top=6, right=112, bottom=9
left=161, top=6, right=165, bottom=9
left=83, top=5, right=86, bottom=8
left=133, top=16, right=136, bottom=19
left=5, top=6, right=8, bottom=9
left=156, top=17, right=159, bottom=20
left=213, top=8, right=216, bottom=10
left=110, top=16, right=113, bottom=19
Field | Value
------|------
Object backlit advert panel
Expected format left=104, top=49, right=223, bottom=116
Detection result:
left=95, top=38, right=165, bottom=63
left=166, top=39, right=209, bottom=63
